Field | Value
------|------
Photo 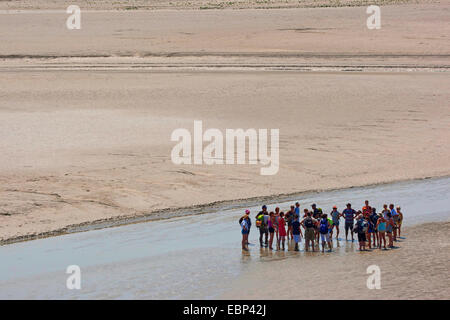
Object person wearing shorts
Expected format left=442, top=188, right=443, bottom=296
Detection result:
left=342, top=203, right=356, bottom=241
left=357, top=231, right=367, bottom=246
left=355, top=215, right=367, bottom=251
left=390, top=204, right=399, bottom=241
left=241, top=216, right=249, bottom=251
left=292, top=214, right=302, bottom=251
left=319, top=214, right=332, bottom=252
left=370, top=207, right=379, bottom=247
left=330, top=206, right=341, bottom=240
left=376, top=215, right=387, bottom=250
left=301, top=210, right=317, bottom=252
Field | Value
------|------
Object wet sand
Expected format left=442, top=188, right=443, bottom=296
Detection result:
left=221, top=221, right=450, bottom=300
left=0, top=177, right=448, bottom=299
left=1, top=3, right=449, bottom=243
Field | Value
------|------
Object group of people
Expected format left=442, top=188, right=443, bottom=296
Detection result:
left=239, top=200, right=404, bottom=252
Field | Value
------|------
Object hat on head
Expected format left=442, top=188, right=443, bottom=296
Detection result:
left=333, top=205, right=337, bottom=209
left=245, top=209, right=250, bottom=214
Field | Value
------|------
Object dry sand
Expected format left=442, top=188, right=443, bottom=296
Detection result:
left=221, top=221, right=450, bottom=300
left=0, top=3, right=449, bottom=243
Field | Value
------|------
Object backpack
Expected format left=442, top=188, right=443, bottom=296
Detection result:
left=357, top=220, right=368, bottom=233
left=361, top=220, right=368, bottom=233
left=319, top=219, right=328, bottom=234
left=304, top=217, right=314, bottom=229
left=256, top=214, right=265, bottom=228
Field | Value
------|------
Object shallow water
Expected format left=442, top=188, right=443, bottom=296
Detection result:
left=0, top=177, right=449, bottom=299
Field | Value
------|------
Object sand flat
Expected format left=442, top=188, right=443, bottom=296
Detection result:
left=1, top=70, right=449, bottom=241
left=1, top=4, right=449, bottom=61
left=221, top=221, right=450, bottom=300
left=0, top=3, right=449, bottom=242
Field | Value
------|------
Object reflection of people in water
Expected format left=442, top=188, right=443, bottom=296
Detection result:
left=239, top=200, right=404, bottom=253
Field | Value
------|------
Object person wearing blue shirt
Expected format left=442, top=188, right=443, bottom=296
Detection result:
left=294, top=202, right=300, bottom=216
left=342, top=203, right=356, bottom=241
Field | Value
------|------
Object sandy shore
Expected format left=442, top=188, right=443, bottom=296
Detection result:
left=221, top=221, right=450, bottom=300
left=0, top=3, right=449, bottom=243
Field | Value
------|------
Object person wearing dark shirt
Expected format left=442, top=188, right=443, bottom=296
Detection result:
left=292, top=214, right=303, bottom=251
left=256, top=205, right=269, bottom=247
left=311, top=204, right=323, bottom=244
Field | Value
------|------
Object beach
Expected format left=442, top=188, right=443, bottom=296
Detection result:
left=221, top=221, right=450, bottom=300
left=1, top=2, right=449, bottom=244
left=1, top=177, right=449, bottom=299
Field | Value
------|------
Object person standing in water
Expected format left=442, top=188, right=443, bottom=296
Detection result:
left=362, top=200, right=372, bottom=218
left=369, top=207, right=379, bottom=247
left=355, top=214, right=368, bottom=251
left=319, top=214, right=332, bottom=252
left=330, top=205, right=341, bottom=240
left=294, top=202, right=300, bottom=216
left=365, top=215, right=374, bottom=249
left=386, top=212, right=395, bottom=248
left=382, top=204, right=390, bottom=218
left=286, top=205, right=295, bottom=240
left=343, top=203, right=356, bottom=241
left=301, top=210, right=317, bottom=252
left=390, top=204, right=399, bottom=241
left=311, top=204, right=323, bottom=244
left=376, top=214, right=387, bottom=250
left=240, top=213, right=250, bottom=251
left=277, top=212, right=287, bottom=250
left=268, top=212, right=275, bottom=250
left=274, top=206, right=280, bottom=244
left=246, top=209, right=252, bottom=244
left=256, top=205, right=269, bottom=247
left=292, top=214, right=302, bottom=251
left=396, top=206, right=404, bottom=238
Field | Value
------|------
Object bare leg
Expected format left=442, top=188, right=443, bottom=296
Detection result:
left=269, top=232, right=274, bottom=250
left=242, top=234, right=248, bottom=250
